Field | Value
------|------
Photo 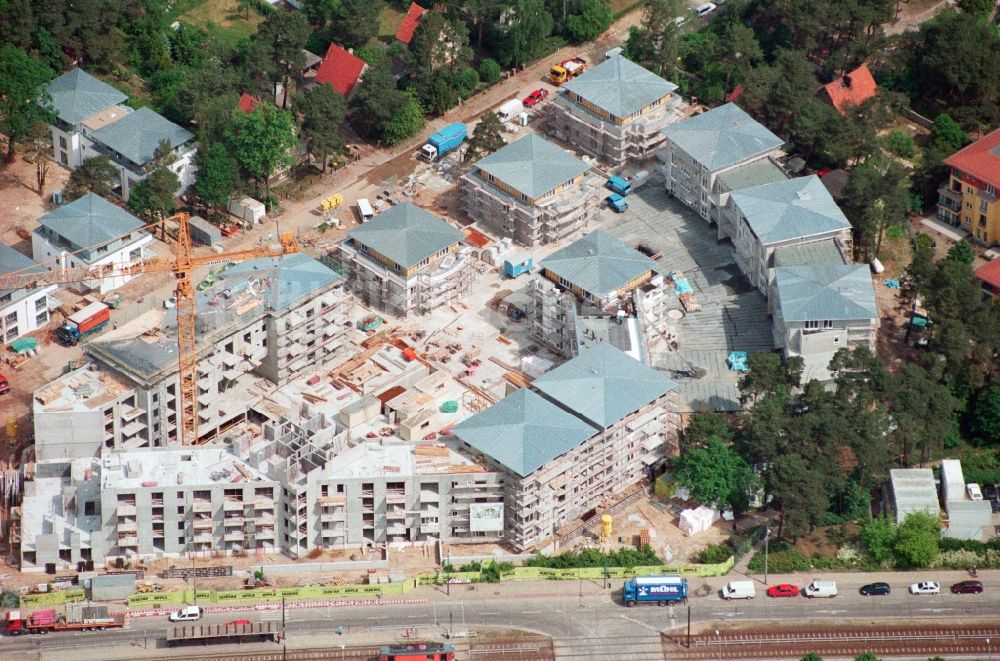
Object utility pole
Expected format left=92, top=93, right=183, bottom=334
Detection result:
left=446, top=550, right=451, bottom=596
left=686, top=603, right=691, bottom=648
left=763, top=524, right=771, bottom=585
left=191, top=552, right=197, bottom=604
left=282, top=597, right=287, bottom=661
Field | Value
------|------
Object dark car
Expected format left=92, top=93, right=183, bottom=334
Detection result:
left=951, top=580, right=984, bottom=594
left=860, top=582, right=891, bottom=596
left=984, top=483, right=998, bottom=501
left=992, top=499, right=1000, bottom=513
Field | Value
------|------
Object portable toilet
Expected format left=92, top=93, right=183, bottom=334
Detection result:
left=503, top=254, right=533, bottom=278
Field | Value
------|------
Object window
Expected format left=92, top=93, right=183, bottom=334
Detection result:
left=4, top=312, right=16, bottom=326
left=84, top=501, right=97, bottom=516
left=823, top=320, right=834, bottom=329
left=35, top=296, right=47, bottom=312
left=981, top=200, right=989, bottom=213
left=35, top=310, right=48, bottom=326
left=59, top=136, right=67, bottom=149
left=980, top=215, right=988, bottom=228
left=129, top=247, right=142, bottom=260
left=805, top=320, right=819, bottom=329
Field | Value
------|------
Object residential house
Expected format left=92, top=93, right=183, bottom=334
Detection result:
left=42, top=69, right=196, bottom=201
left=769, top=264, right=879, bottom=382
left=460, top=134, right=599, bottom=247
left=725, top=175, right=853, bottom=292
left=548, top=54, right=684, bottom=166
left=395, top=3, right=428, bottom=44
left=817, top=64, right=878, bottom=114
left=0, top=245, right=58, bottom=345
left=339, top=202, right=474, bottom=317
left=31, top=193, right=152, bottom=295
left=937, top=126, right=1000, bottom=246
left=454, top=343, right=680, bottom=551
left=528, top=229, right=659, bottom=357
left=661, top=103, right=784, bottom=224
left=315, top=44, right=367, bottom=98
left=974, top=259, right=1000, bottom=297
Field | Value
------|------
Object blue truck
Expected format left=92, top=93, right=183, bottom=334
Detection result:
left=606, top=175, right=632, bottom=196
left=605, top=193, right=629, bottom=213
left=419, top=123, right=467, bottom=161
left=623, top=575, right=688, bottom=607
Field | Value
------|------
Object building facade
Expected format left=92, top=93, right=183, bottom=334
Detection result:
left=460, top=134, right=599, bottom=247
left=937, top=126, right=1000, bottom=246
left=340, top=202, right=474, bottom=317
left=454, top=344, right=680, bottom=551
left=661, top=103, right=784, bottom=224
left=548, top=55, right=682, bottom=166
left=0, top=245, right=57, bottom=345
left=31, top=193, right=152, bottom=295
left=769, top=265, right=879, bottom=383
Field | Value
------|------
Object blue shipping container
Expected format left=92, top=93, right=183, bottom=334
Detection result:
left=503, top=255, right=533, bottom=278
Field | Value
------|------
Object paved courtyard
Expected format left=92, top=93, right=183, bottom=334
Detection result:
left=601, top=184, right=775, bottom=411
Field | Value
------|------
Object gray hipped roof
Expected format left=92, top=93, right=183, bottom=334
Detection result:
left=224, top=253, right=341, bottom=312
left=42, top=68, right=127, bottom=125
left=562, top=55, right=677, bottom=120
left=0, top=245, right=48, bottom=301
left=453, top=388, right=598, bottom=477
left=540, top=229, right=656, bottom=300
left=474, top=134, right=590, bottom=199
left=38, top=193, right=145, bottom=253
left=730, top=175, right=851, bottom=246
left=773, top=265, right=877, bottom=323
left=532, top=343, right=677, bottom=429
left=662, top=103, right=783, bottom=171
left=348, top=202, right=464, bottom=269
left=90, top=107, right=194, bottom=166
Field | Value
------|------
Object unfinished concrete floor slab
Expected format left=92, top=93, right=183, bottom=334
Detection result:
left=600, top=184, right=774, bottom=411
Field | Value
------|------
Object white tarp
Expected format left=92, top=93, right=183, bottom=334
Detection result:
left=469, top=503, right=504, bottom=532
left=678, top=505, right=718, bottom=536
left=520, top=355, right=554, bottom=378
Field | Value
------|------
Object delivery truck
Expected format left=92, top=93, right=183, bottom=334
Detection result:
left=548, top=57, right=587, bottom=85
left=497, top=99, right=525, bottom=123
left=54, top=302, right=110, bottom=346
left=419, top=123, right=467, bottom=162
left=4, top=605, right=125, bottom=635
left=606, top=175, right=632, bottom=196
left=623, top=575, right=688, bottom=607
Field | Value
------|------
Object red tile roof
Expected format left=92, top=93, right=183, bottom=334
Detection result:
left=395, top=2, right=427, bottom=44
left=315, top=44, right=367, bottom=98
left=725, top=86, right=744, bottom=103
left=944, top=127, right=1000, bottom=190
left=237, top=92, right=261, bottom=113
left=975, top=258, right=1000, bottom=292
left=820, top=64, right=878, bottom=114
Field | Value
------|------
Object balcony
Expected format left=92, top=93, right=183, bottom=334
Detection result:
left=193, top=532, right=213, bottom=544
left=320, top=509, right=345, bottom=522
left=116, top=520, right=137, bottom=533
left=117, top=536, right=138, bottom=547
left=223, top=499, right=244, bottom=511
left=938, top=188, right=962, bottom=212
left=386, top=492, right=406, bottom=504
left=192, top=500, right=213, bottom=513
left=386, top=508, right=407, bottom=519
left=321, top=525, right=346, bottom=537
left=420, top=521, right=440, bottom=533
left=223, top=516, right=244, bottom=526
left=254, top=496, right=275, bottom=509
left=223, top=531, right=243, bottom=542
left=192, top=518, right=214, bottom=530
left=116, top=504, right=136, bottom=516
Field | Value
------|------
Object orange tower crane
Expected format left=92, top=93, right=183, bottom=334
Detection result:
left=0, top=212, right=299, bottom=445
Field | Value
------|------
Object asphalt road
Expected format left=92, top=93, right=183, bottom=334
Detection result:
left=7, top=579, right=1000, bottom=659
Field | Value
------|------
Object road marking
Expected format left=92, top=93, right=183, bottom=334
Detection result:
left=619, top=615, right=663, bottom=633
left=918, top=608, right=955, bottom=612
left=814, top=610, right=849, bottom=614
left=711, top=612, right=744, bottom=617
left=523, top=610, right=542, bottom=614
left=481, top=612, right=500, bottom=615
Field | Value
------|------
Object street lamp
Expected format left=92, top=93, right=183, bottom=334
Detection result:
left=987, top=637, right=992, bottom=661
left=715, top=629, right=721, bottom=661
left=763, top=524, right=772, bottom=585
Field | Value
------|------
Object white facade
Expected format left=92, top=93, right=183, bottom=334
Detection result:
left=80, top=139, right=196, bottom=202
left=0, top=286, right=56, bottom=344
left=31, top=230, right=152, bottom=296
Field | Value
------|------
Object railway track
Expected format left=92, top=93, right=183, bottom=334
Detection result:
left=664, top=625, right=1000, bottom=659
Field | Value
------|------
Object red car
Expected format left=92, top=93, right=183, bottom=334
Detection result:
left=523, top=89, right=549, bottom=106
left=766, top=583, right=800, bottom=598
left=226, top=619, right=251, bottom=626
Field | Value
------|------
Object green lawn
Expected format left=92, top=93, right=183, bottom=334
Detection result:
left=378, top=5, right=405, bottom=39
left=173, top=0, right=265, bottom=47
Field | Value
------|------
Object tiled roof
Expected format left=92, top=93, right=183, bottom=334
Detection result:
left=0, top=245, right=50, bottom=301
left=539, top=229, right=656, bottom=300
left=473, top=134, right=590, bottom=200
left=821, top=64, right=878, bottom=114
left=532, top=343, right=677, bottom=430
left=348, top=202, right=464, bottom=270
left=237, top=93, right=261, bottom=113
left=37, top=193, right=145, bottom=259
left=944, top=126, right=1000, bottom=190
left=315, top=43, right=366, bottom=98
left=42, top=68, right=127, bottom=125
left=974, top=258, right=1000, bottom=291
left=730, top=175, right=851, bottom=246
left=453, top=388, right=598, bottom=477
left=772, top=265, right=878, bottom=323
left=395, top=2, right=428, bottom=44
left=662, top=103, right=783, bottom=172
left=89, top=107, right=193, bottom=166
left=561, top=55, right=677, bottom=120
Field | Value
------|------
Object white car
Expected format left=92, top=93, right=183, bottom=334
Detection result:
left=169, top=605, right=204, bottom=622
left=909, top=581, right=941, bottom=595
left=695, top=2, right=717, bottom=17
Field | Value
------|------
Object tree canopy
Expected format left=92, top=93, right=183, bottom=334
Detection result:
left=0, top=44, right=54, bottom=162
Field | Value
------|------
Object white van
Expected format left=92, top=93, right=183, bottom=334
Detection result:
left=803, top=579, right=838, bottom=598
left=695, top=2, right=717, bottom=16
left=967, top=483, right=984, bottom=500
left=356, top=198, right=375, bottom=223
left=168, top=605, right=204, bottom=622
left=722, top=580, right=756, bottom=600
left=497, top=99, right=524, bottom=123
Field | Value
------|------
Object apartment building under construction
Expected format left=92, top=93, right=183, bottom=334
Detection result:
left=460, top=134, right=599, bottom=247
left=339, top=202, right=475, bottom=317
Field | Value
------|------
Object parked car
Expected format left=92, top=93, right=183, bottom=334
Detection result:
left=992, top=499, right=1000, bottom=513
left=168, top=605, right=204, bottom=622
left=523, top=89, right=549, bottom=106
left=859, top=582, right=891, bottom=596
left=695, top=2, right=717, bottom=16
left=226, top=618, right=252, bottom=626
left=967, top=483, right=984, bottom=501
left=909, top=581, right=941, bottom=595
left=950, top=580, right=984, bottom=594
left=0, top=374, right=9, bottom=396
left=983, top=483, right=997, bottom=501
left=766, top=583, right=799, bottom=598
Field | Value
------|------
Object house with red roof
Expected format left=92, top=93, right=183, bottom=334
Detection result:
left=237, top=92, right=261, bottom=113
left=315, top=43, right=367, bottom=98
left=818, top=64, right=878, bottom=115
left=937, top=127, right=1000, bottom=246
left=975, top=259, right=1000, bottom=298
left=395, top=3, right=428, bottom=44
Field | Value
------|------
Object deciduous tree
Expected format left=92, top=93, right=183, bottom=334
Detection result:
left=254, top=10, right=311, bottom=109
left=893, top=511, right=940, bottom=568
left=195, top=142, right=236, bottom=216
left=673, top=437, right=758, bottom=512
left=295, top=83, right=346, bottom=173
left=128, top=166, right=180, bottom=220
left=565, top=0, right=613, bottom=42
left=860, top=516, right=896, bottom=563
left=0, top=45, right=55, bottom=163
left=226, top=104, right=299, bottom=200
left=64, top=155, right=118, bottom=201
left=465, top=111, right=505, bottom=162
left=493, top=0, right=553, bottom=68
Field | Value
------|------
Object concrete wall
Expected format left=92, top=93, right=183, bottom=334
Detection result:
left=34, top=409, right=104, bottom=462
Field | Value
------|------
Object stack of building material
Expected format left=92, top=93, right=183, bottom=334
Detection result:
left=678, top=506, right=718, bottom=536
